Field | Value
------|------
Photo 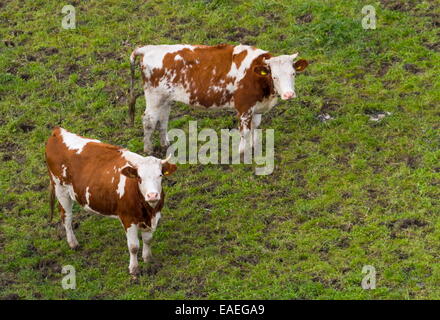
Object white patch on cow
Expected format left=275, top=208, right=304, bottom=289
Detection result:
left=66, top=184, right=77, bottom=201
left=226, top=83, right=235, bottom=93
left=121, top=150, right=144, bottom=165
left=84, top=204, right=100, bottom=215
left=170, top=86, right=191, bottom=104
left=117, top=174, right=126, bottom=198
left=265, top=55, right=296, bottom=98
left=61, top=164, right=67, bottom=177
left=138, top=44, right=194, bottom=74
left=111, top=176, right=114, bottom=183
left=85, top=186, right=91, bottom=205
left=121, top=151, right=164, bottom=206
left=141, top=231, right=153, bottom=262
left=60, top=128, right=101, bottom=154
left=253, top=95, right=278, bottom=113
left=152, top=211, right=161, bottom=231
left=227, top=45, right=268, bottom=85
left=52, top=172, right=77, bottom=202
left=174, top=54, right=183, bottom=61
left=50, top=172, right=79, bottom=248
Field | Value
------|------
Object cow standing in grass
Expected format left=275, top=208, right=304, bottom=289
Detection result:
left=45, top=127, right=177, bottom=276
left=129, top=44, right=308, bottom=154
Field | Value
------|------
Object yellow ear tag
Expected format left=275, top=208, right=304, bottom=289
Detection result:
left=260, top=70, right=267, bottom=75
left=164, top=171, right=169, bottom=175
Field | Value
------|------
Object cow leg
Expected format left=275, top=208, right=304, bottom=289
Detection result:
left=55, top=185, right=78, bottom=249
left=252, top=113, right=262, bottom=149
left=238, top=110, right=253, bottom=156
left=158, top=103, right=172, bottom=148
left=143, top=92, right=168, bottom=154
left=126, top=224, right=140, bottom=275
left=142, top=212, right=160, bottom=262
left=141, top=231, right=153, bottom=263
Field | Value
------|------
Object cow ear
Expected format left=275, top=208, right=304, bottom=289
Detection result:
left=121, top=166, right=139, bottom=179
left=162, top=162, right=177, bottom=176
left=294, top=59, right=308, bottom=72
left=253, top=65, right=270, bottom=77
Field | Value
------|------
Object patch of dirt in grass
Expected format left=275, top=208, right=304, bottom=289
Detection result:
left=38, top=47, right=59, bottom=56
left=23, top=243, right=38, bottom=257
left=380, top=0, right=412, bottom=12
left=0, top=141, right=19, bottom=152
left=320, top=99, right=340, bottom=114
left=297, top=13, right=313, bottom=24
left=18, top=122, right=35, bottom=133
left=403, top=63, right=423, bottom=74
left=424, top=41, right=440, bottom=52
left=144, top=260, right=163, bottom=276
left=312, top=275, right=342, bottom=290
left=387, top=218, right=428, bottom=238
left=1, top=200, right=15, bottom=211
left=185, top=276, right=207, bottom=298
left=33, top=258, right=59, bottom=279
left=233, top=254, right=260, bottom=266
left=95, top=51, right=123, bottom=63
left=1, top=293, right=21, bottom=300
left=225, top=27, right=259, bottom=42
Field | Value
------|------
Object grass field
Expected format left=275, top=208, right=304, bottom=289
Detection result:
left=0, top=0, right=439, bottom=299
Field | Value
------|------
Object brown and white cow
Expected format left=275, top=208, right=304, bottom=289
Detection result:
left=45, top=127, right=177, bottom=275
left=128, top=44, right=308, bottom=154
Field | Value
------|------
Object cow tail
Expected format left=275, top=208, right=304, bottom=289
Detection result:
left=49, top=181, right=55, bottom=222
left=128, top=48, right=141, bottom=126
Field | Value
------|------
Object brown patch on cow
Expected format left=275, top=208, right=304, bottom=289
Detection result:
left=234, top=53, right=275, bottom=114
left=233, top=49, right=247, bottom=69
left=149, top=44, right=237, bottom=108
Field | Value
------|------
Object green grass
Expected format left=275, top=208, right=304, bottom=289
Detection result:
left=0, top=0, right=439, bottom=299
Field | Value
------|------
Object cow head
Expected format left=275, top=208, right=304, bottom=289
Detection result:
left=121, top=155, right=177, bottom=207
left=254, top=53, right=308, bottom=100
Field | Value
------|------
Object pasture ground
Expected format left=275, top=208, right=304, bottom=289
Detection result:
left=0, top=0, right=439, bottom=299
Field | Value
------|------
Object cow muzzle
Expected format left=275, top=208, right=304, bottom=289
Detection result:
left=146, top=192, right=160, bottom=203
left=281, top=91, right=296, bottom=100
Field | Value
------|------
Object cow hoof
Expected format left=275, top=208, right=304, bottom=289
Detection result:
left=129, top=266, right=140, bottom=276
left=143, top=146, right=153, bottom=154
left=68, top=241, right=79, bottom=250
